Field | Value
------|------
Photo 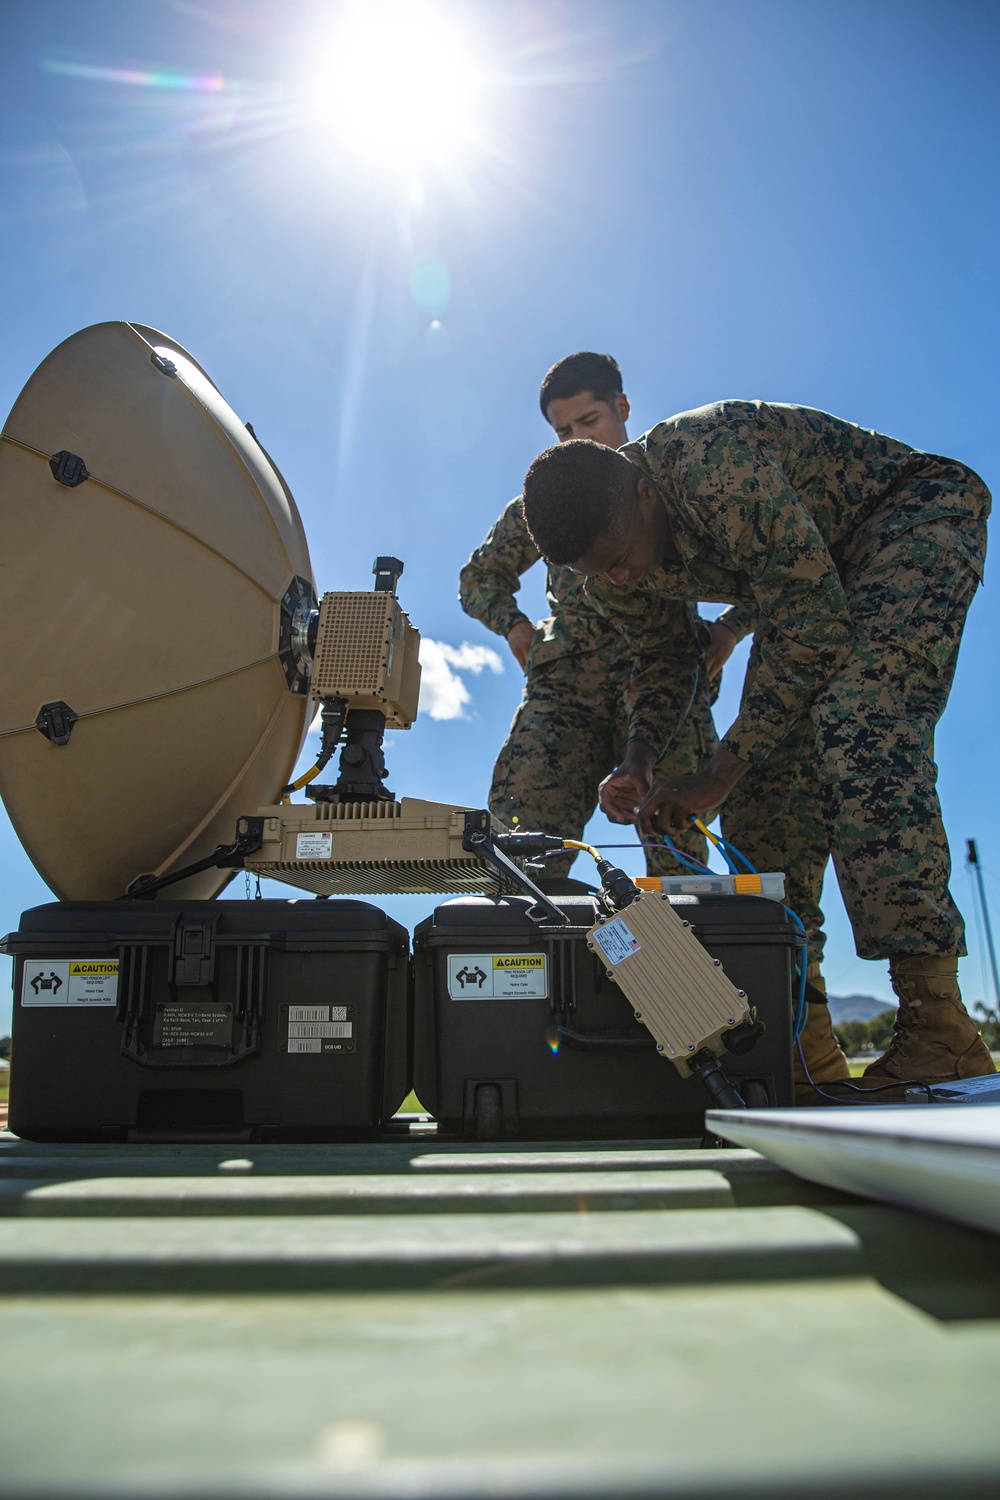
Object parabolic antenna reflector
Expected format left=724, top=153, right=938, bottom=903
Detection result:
left=0, top=321, right=315, bottom=899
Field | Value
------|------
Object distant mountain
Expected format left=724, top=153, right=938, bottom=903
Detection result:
left=827, top=992, right=897, bottom=1024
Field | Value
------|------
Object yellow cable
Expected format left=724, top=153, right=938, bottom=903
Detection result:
left=288, top=763, right=322, bottom=794
left=693, top=817, right=721, bottom=848
left=562, top=838, right=603, bottom=863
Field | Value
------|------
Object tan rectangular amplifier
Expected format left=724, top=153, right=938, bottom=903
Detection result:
left=244, top=797, right=515, bottom=897
left=587, top=891, right=752, bottom=1077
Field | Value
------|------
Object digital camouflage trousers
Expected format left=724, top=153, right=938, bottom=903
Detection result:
left=490, top=652, right=718, bottom=877
left=723, top=513, right=985, bottom=963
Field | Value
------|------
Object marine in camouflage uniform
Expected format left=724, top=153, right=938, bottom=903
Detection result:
left=712, top=599, right=843, bottom=1097
left=459, top=496, right=719, bottom=878
left=521, top=400, right=994, bottom=1086
left=715, top=601, right=831, bottom=970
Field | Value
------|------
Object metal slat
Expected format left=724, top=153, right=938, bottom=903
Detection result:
left=2, top=1130, right=1000, bottom=1494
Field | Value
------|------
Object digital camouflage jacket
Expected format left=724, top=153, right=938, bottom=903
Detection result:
left=460, top=496, right=618, bottom=665
left=460, top=496, right=715, bottom=747
left=584, top=401, right=990, bottom=766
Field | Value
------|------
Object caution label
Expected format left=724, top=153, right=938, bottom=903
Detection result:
left=21, top=959, right=119, bottom=1007
left=447, top=953, right=547, bottom=1000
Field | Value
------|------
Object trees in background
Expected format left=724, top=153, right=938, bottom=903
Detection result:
left=834, top=1005, right=998, bottom=1055
left=833, top=1009, right=896, bottom=1056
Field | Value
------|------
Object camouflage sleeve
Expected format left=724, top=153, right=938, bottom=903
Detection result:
left=669, top=425, right=854, bottom=765
left=583, top=582, right=706, bottom=758
left=716, top=602, right=757, bottom=641
left=459, top=496, right=539, bottom=639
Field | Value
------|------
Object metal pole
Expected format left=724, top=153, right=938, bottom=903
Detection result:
left=967, top=840, right=1000, bottom=1012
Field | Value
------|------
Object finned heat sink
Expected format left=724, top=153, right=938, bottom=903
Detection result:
left=247, top=859, right=512, bottom=898
left=244, top=797, right=516, bottom=898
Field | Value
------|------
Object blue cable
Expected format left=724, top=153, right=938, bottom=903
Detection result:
left=709, top=826, right=809, bottom=1039
left=712, top=832, right=757, bottom=875
left=658, top=837, right=717, bottom=875
left=591, top=841, right=715, bottom=875
left=785, top=907, right=810, bottom=1041
left=691, top=820, right=754, bottom=876
left=712, top=841, right=742, bottom=875
left=603, top=819, right=811, bottom=1039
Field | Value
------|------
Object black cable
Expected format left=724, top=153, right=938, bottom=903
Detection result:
left=279, top=696, right=347, bottom=797
left=796, top=1039, right=932, bottom=1104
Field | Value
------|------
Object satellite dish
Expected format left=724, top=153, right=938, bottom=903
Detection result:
left=0, top=321, right=316, bottom=900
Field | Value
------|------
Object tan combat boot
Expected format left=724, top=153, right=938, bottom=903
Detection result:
left=794, top=966, right=851, bottom=1104
left=857, top=954, right=995, bottom=1096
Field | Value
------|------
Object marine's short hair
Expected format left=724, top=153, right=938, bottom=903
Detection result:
left=522, top=440, right=637, bottom=565
left=538, top=351, right=623, bottom=417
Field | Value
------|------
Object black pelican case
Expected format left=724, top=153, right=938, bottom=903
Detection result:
left=413, top=894, right=797, bottom=1138
left=2, top=898, right=410, bottom=1142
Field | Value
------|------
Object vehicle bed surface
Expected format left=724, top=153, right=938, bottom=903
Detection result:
left=2, top=1126, right=1000, bottom=1497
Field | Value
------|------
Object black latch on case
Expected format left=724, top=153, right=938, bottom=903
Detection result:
left=171, top=919, right=217, bottom=987
left=48, top=451, right=90, bottom=487
left=35, top=701, right=78, bottom=746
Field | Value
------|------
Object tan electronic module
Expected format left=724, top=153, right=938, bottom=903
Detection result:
left=310, top=589, right=420, bottom=725
left=588, top=892, right=752, bottom=1077
left=244, top=797, right=511, bottom=897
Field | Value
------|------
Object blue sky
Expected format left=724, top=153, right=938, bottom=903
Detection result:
left=1, top=0, right=999, bottom=1031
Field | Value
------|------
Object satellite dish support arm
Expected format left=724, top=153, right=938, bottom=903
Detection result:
left=121, top=817, right=265, bottom=900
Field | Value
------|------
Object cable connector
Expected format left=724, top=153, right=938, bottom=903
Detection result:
left=721, top=1012, right=766, bottom=1056
left=595, top=858, right=641, bottom=910
left=279, top=696, right=347, bottom=799
left=493, top=831, right=567, bottom=859
left=692, top=1053, right=746, bottom=1110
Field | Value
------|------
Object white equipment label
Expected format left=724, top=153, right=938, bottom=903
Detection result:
left=284, top=1003, right=356, bottom=1055
left=289, top=1006, right=348, bottom=1022
left=296, top=832, right=333, bottom=859
left=591, top=918, right=641, bottom=966
left=447, top=953, right=547, bottom=1000
left=21, top=959, right=119, bottom=1007
left=287, top=1022, right=353, bottom=1039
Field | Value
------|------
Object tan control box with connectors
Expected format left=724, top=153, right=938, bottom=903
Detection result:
left=587, top=892, right=752, bottom=1077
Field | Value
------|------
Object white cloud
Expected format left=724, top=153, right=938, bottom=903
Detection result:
left=418, top=639, right=504, bottom=721
left=304, top=642, right=502, bottom=729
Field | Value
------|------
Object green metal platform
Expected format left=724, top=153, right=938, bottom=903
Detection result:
left=2, top=1126, right=1000, bottom=1497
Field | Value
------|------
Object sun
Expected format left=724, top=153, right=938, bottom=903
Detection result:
left=306, top=2, right=484, bottom=175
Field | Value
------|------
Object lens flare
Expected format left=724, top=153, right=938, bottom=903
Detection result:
left=40, top=58, right=226, bottom=91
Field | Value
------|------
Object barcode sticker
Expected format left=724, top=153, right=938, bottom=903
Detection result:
left=288, top=1022, right=353, bottom=1039
left=284, top=1002, right=356, bottom=1055
left=288, top=1006, right=349, bottom=1023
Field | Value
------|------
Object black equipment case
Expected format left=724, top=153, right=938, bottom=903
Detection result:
left=413, top=894, right=797, bottom=1138
left=3, top=898, right=410, bottom=1142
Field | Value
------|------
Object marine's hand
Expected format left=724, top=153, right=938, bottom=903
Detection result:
left=507, top=619, right=535, bottom=672
left=636, top=747, right=746, bottom=837
left=705, top=620, right=738, bottom=678
left=598, top=743, right=656, bottom=824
